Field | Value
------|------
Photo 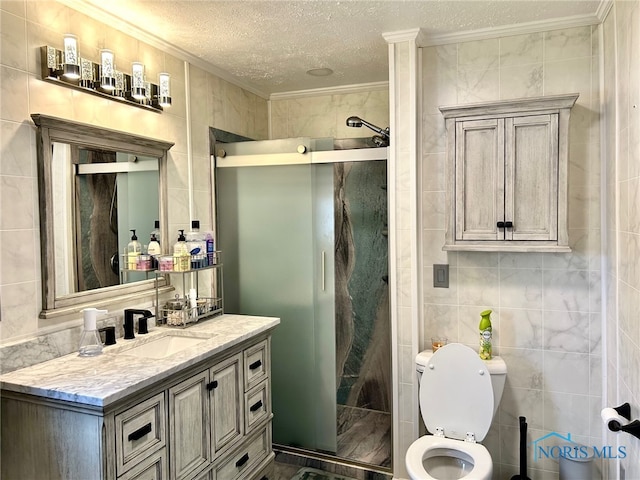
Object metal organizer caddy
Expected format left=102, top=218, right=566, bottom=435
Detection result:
left=155, top=251, right=223, bottom=328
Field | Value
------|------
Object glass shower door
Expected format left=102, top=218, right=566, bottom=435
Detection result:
left=217, top=163, right=336, bottom=453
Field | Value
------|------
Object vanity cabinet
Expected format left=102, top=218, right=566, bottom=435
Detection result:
left=0, top=330, right=274, bottom=480
left=440, top=94, right=578, bottom=252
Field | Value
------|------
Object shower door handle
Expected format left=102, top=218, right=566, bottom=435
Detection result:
left=321, top=251, right=326, bottom=291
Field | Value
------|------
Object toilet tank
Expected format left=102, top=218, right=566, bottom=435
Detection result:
left=416, top=348, right=507, bottom=415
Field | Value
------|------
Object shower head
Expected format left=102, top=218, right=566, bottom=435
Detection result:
left=345, top=116, right=390, bottom=139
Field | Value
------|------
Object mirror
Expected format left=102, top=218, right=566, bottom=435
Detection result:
left=32, top=114, right=174, bottom=318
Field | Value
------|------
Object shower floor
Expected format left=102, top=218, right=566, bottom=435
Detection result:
left=336, top=405, right=391, bottom=468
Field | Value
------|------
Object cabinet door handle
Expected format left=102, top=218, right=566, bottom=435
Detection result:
left=206, top=380, right=218, bottom=391
left=235, top=452, right=250, bottom=468
left=128, top=423, right=152, bottom=441
left=250, top=400, right=263, bottom=412
left=249, top=359, right=262, bottom=370
left=497, top=221, right=505, bottom=228
left=505, top=221, right=513, bottom=228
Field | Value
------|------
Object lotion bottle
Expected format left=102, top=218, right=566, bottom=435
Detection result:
left=79, top=308, right=108, bottom=357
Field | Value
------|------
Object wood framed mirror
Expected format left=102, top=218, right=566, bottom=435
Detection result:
left=32, top=114, right=174, bottom=318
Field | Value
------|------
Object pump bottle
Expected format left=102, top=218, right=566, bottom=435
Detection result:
left=127, top=230, right=142, bottom=270
left=79, top=308, right=108, bottom=356
left=173, top=230, right=190, bottom=271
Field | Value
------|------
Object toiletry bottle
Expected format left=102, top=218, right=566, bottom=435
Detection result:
left=127, top=229, right=142, bottom=270
left=151, top=220, right=160, bottom=242
left=173, top=229, right=190, bottom=271
left=185, top=220, right=207, bottom=267
left=204, top=229, right=215, bottom=265
left=79, top=308, right=108, bottom=356
left=479, top=309, right=493, bottom=360
left=147, top=231, right=161, bottom=268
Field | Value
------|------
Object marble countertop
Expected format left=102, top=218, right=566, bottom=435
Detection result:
left=0, top=314, right=279, bottom=408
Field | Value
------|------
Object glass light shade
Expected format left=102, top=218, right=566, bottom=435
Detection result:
left=62, top=34, right=80, bottom=79
left=158, top=73, right=172, bottom=107
left=131, top=62, right=146, bottom=100
left=100, top=49, right=116, bottom=91
left=79, top=58, right=94, bottom=87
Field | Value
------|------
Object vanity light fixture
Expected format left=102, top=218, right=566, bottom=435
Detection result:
left=39, top=36, right=171, bottom=113
left=157, top=73, right=172, bottom=107
left=100, top=49, right=116, bottom=91
left=62, top=34, right=80, bottom=79
left=131, top=62, right=146, bottom=100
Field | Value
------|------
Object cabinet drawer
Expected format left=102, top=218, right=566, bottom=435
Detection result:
left=245, top=380, right=270, bottom=433
left=244, top=339, right=269, bottom=391
left=118, top=447, right=167, bottom=480
left=116, top=392, right=166, bottom=475
left=214, top=425, right=271, bottom=480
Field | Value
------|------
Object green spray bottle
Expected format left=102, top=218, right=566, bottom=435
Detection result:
left=479, top=309, right=493, bottom=360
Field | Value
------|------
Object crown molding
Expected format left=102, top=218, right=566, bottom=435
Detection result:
left=58, top=0, right=271, bottom=99
left=420, top=13, right=601, bottom=47
left=269, top=81, right=389, bottom=101
left=382, top=28, right=426, bottom=45
left=596, top=0, right=613, bottom=22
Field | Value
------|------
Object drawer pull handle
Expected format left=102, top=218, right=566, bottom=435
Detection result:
left=235, top=452, right=250, bottom=468
left=128, top=423, right=152, bottom=441
left=206, top=380, right=218, bottom=391
left=250, top=400, right=263, bottom=412
left=505, top=221, right=513, bottom=228
left=497, top=221, right=505, bottom=228
left=249, top=360, right=262, bottom=370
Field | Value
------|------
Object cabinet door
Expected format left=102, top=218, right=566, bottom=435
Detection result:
left=169, top=370, right=211, bottom=479
left=210, top=353, right=244, bottom=456
left=505, top=114, right=558, bottom=241
left=455, top=118, right=505, bottom=240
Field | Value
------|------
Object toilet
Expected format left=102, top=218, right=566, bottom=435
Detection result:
left=405, top=343, right=507, bottom=480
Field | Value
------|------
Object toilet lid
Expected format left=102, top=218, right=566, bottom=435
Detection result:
left=420, top=343, right=494, bottom=442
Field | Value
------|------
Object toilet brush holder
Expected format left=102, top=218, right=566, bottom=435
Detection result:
left=510, top=416, right=531, bottom=480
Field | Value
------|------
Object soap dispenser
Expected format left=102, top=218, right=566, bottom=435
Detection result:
left=173, top=229, right=190, bottom=271
left=127, top=229, right=142, bottom=270
left=79, top=308, right=108, bottom=357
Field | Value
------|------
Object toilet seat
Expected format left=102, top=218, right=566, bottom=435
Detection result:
left=420, top=343, right=494, bottom=442
left=406, top=436, right=493, bottom=480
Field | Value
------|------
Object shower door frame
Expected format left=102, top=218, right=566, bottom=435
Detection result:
left=215, top=144, right=391, bottom=470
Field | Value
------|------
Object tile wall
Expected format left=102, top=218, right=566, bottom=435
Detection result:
left=420, top=26, right=603, bottom=479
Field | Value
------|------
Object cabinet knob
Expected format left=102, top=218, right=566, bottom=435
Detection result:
left=497, top=221, right=505, bottom=228
left=505, top=221, right=513, bottom=228
left=206, top=380, right=218, bottom=391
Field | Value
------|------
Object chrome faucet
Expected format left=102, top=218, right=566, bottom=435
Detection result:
left=123, top=309, right=154, bottom=339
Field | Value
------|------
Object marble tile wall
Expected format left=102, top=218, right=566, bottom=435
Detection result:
left=420, top=26, right=602, bottom=480
left=0, top=0, right=267, bottom=358
left=602, top=1, right=640, bottom=478
left=270, top=89, right=388, bottom=140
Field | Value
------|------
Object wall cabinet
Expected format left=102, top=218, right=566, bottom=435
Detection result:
left=1, top=333, right=273, bottom=480
left=440, top=94, right=578, bottom=252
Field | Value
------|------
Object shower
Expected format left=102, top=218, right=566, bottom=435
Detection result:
left=346, top=116, right=390, bottom=146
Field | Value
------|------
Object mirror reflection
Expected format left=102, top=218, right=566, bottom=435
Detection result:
left=52, top=143, right=160, bottom=295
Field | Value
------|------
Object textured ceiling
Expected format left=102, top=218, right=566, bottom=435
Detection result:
left=75, top=0, right=602, bottom=97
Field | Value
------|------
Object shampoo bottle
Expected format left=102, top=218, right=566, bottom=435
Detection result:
left=185, top=220, right=207, bottom=267
left=479, top=309, right=493, bottom=360
left=79, top=308, right=108, bottom=357
left=127, top=229, right=142, bottom=270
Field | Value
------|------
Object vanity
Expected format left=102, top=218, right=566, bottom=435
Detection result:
left=0, top=314, right=279, bottom=480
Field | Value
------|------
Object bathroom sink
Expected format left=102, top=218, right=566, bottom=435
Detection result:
left=117, top=333, right=211, bottom=359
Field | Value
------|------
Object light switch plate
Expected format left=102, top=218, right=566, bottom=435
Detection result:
left=433, top=264, right=449, bottom=288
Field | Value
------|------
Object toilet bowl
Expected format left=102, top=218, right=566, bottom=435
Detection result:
left=405, top=343, right=507, bottom=480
